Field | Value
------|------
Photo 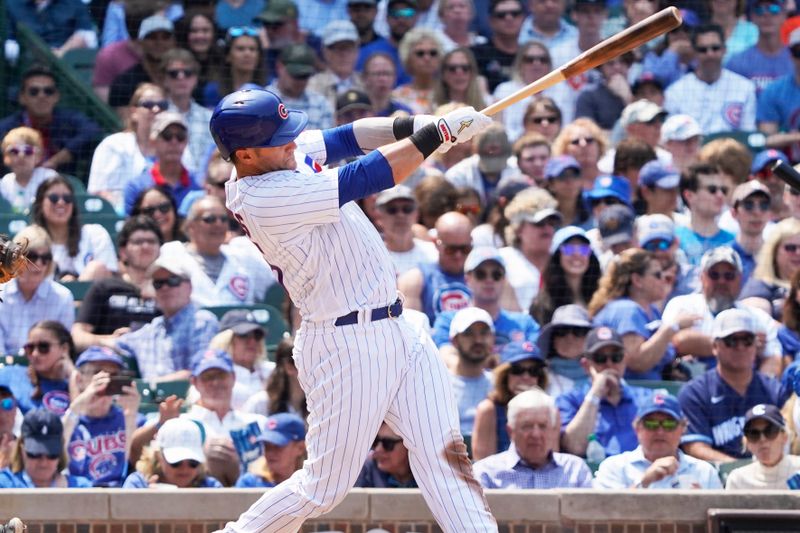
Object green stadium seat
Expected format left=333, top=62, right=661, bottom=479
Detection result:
left=0, top=195, right=15, bottom=215
left=81, top=213, right=124, bottom=241
left=59, top=280, right=92, bottom=301
left=263, top=283, right=287, bottom=310
left=75, top=194, right=117, bottom=216
left=702, top=131, right=767, bottom=154
left=627, top=379, right=685, bottom=396
left=0, top=213, right=30, bottom=236
left=135, top=379, right=191, bottom=414
left=63, top=174, right=87, bottom=194
left=61, top=48, right=98, bottom=89
left=0, top=354, right=28, bottom=367
left=204, top=304, right=290, bottom=355
left=717, top=458, right=752, bottom=485
left=120, top=354, right=141, bottom=379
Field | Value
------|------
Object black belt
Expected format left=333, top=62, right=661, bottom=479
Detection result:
left=334, top=299, right=403, bottom=327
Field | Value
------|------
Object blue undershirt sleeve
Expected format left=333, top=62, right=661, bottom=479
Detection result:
left=322, top=124, right=363, bottom=164
left=337, top=150, right=395, bottom=206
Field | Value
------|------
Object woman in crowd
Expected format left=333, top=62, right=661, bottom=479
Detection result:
left=433, top=47, right=487, bottom=111
left=778, top=269, right=800, bottom=365
left=87, top=83, right=167, bottom=213
left=242, top=338, right=307, bottom=419
left=0, top=409, right=91, bottom=488
left=437, top=0, right=487, bottom=50
left=588, top=248, right=698, bottom=381
left=472, top=341, right=549, bottom=461
left=393, top=29, right=443, bottom=114
left=740, top=218, right=800, bottom=321
left=123, top=418, right=222, bottom=488
left=522, top=97, right=562, bottom=144
left=32, top=175, right=117, bottom=281
left=537, top=305, right=593, bottom=395
left=175, top=9, right=221, bottom=101
left=130, top=186, right=186, bottom=243
left=531, top=226, right=601, bottom=325
left=544, top=156, right=591, bottom=228
left=552, top=118, right=608, bottom=190
left=235, top=413, right=306, bottom=487
left=203, top=27, right=267, bottom=108
left=0, top=226, right=73, bottom=356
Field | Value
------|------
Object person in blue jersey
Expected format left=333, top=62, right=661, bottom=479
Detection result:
left=123, top=418, right=222, bottom=488
left=236, top=413, right=306, bottom=488
left=0, top=409, right=91, bottom=488
left=589, top=248, right=700, bottom=381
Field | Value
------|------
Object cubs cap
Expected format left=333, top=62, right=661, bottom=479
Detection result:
left=280, top=44, right=317, bottom=77
left=255, top=0, right=299, bottom=23
left=150, top=112, right=187, bottom=140
left=191, top=349, right=234, bottom=377
left=509, top=207, right=563, bottom=226
left=751, top=149, right=789, bottom=174
left=632, top=71, right=664, bottom=93
left=21, top=409, right=63, bottom=457
left=660, top=114, right=702, bottom=143
left=620, top=99, right=666, bottom=128
left=744, top=403, right=785, bottom=429
left=732, top=180, right=770, bottom=206
left=138, top=15, right=173, bottom=40
left=156, top=418, right=206, bottom=464
left=636, top=214, right=674, bottom=246
left=700, top=246, right=742, bottom=273
left=220, top=309, right=266, bottom=336
left=584, top=326, right=624, bottom=355
left=449, top=307, right=494, bottom=339
left=549, top=225, right=589, bottom=255
left=636, top=392, right=683, bottom=421
left=464, top=246, right=505, bottom=273
left=544, top=155, right=581, bottom=180
left=586, top=175, right=632, bottom=206
left=323, top=20, right=358, bottom=46
left=639, top=160, right=680, bottom=189
left=598, top=204, right=634, bottom=246
left=500, top=340, right=544, bottom=365
left=336, top=89, right=372, bottom=114
left=711, top=308, right=756, bottom=339
left=75, top=346, right=125, bottom=369
left=258, top=413, right=306, bottom=446
left=375, top=184, right=415, bottom=207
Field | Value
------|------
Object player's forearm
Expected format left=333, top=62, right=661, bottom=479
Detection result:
left=377, top=139, right=426, bottom=184
left=351, top=116, right=432, bottom=153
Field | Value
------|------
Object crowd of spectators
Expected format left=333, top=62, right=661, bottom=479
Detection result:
left=2, top=0, right=800, bottom=494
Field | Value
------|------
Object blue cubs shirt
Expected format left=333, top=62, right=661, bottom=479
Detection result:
left=419, top=263, right=472, bottom=325
left=431, top=309, right=540, bottom=349
left=674, top=226, right=735, bottom=267
left=68, top=405, right=131, bottom=487
left=0, top=365, right=70, bottom=415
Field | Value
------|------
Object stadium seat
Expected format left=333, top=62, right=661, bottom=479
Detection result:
left=135, top=379, right=191, bottom=414
left=0, top=354, right=28, bottom=367
left=263, top=283, right=287, bottom=310
left=204, top=304, right=290, bottom=356
left=61, top=48, right=98, bottom=89
left=63, top=174, right=87, bottom=194
left=75, top=194, right=117, bottom=216
left=0, top=213, right=29, bottom=236
left=716, top=458, right=752, bottom=485
left=627, top=379, right=685, bottom=396
left=0, top=195, right=15, bottom=215
left=59, top=280, right=92, bottom=301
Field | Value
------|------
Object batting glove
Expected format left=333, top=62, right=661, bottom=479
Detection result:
left=435, top=107, right=493, bottom=147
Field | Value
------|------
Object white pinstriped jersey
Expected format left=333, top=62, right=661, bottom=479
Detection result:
left=225, top=130, right=397, bottom=322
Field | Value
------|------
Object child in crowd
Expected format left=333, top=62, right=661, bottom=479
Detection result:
left=0, top=128, right=57, bottom=213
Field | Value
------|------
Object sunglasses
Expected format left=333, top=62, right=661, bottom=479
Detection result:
left=590, top=351, right=624, bottom=364
left=23, top=341, right=52, bottom=355
left=533, top=216, right=561, bottom=228
left=138, top=100, right=169, bottom=110
left=166, top=68, right=196, bottom=79
left=493, top=9, right=523, bottom=18
left=473, top=268, right=503, bottom=281
left=522, top=55, right=549, bottom=65
left=739, top=199, right=770, bottom=212
left=200, top=214, right=229, bottom=225
left=643, top=239, right=672, bottom=252
left=141, top=202, right=172, bottom=217
left=414, top=49, right=438, bottom=58
left=372, top=436, right=403, bottom=451
left=26, top=251, right=53, bottom=265
left=262, top=21, right=285, bottom=29
left=167, top=459, right=201, bottom=468
left=5, top=144, right=36, bottom=157
left=752, top=3, right=782, bottom=15
left=509, top=364, right=544, bottom=377
left=789, top=187, right=800, bottom=196
left=560, top=243, right=592, bottom=257
left=47, top=193, right=74, bottom=205
left=744, top=424, right=780, bottom=442
left=695, top=44, right=722, bottom=54
left=553, top=326, right=589, bottom=338
left=390, top=7, right=417, bottom=17
left=128, top=237, right=159, bottom=247
left=457, top=204, right=481, bottom=216
left=569, top=137, right=595, bottom=146
left=527, top=115, right=558, bottom=125
left=1, top=397, right=15, bottom=411
left=153, top=275, right=186, bottom=290
left=161, top=130, right=188, bottom=143
left=702, top=184, right=729, bottom=196
left=384, top=204, right=415, bottom=215
left=783, top=244, right=800, bottom=254
left=438, top=241, right=472, bottom=256
left=228, top=26, right=260, bottom=38
left=721, top=334, right=755, bottom=348
left=592, top=197, right=621, bottom=207
left=236, top=330, right=265, bottom=341
left=25, top=452, right=59, bottom=460
left=445, top=64, right=471, bottom=74
left=26, top=86, right=56, bottom=97
left=648, top=270, right=663, bottom=280
left=707, top=270, right=737, bottom=282
left=641, top=418, right=680, bottom=431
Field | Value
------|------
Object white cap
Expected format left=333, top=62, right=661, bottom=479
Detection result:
left=449, top=307, right=494, bottom=339
left=661, top=114, right=702, bottom=142
left=637, top=214, right=674, bottom=246
left=155, top=418, right=206, bottom=464
left=712, top=308, right=756, bottom=339
left=148, top=255, right=192, bottom=278
left=620, top=99, right=666, bottom=128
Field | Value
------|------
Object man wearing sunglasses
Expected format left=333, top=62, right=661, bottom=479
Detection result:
left=354, top=422, right=417, bottom=488
left=598, top=100, right=670, bottom=176
left=594, top=393, right=721, bottom=489
left=558, top=327, right=655, bottom=458
left=730, top=181, right=771, bottom=284
left=471, top=0, right=524, bottom=92
left=268, top=44, right=334, bottom=131
left=374, top=185, right=437, bottom=275
left=744, top=149, right=792, bottom=223
left=638, top=160, right=681, bottom=218
left=678, top=309, right=784, bottom=464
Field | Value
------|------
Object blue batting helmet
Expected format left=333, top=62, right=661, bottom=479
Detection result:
left=209, top=88, right=308, bottom=160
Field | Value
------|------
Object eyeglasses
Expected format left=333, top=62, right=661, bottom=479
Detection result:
left=703, top=184, right=729, bottom=196
left=4, top=144, right=36, bottom=157
left=26, top=251, right=53, bottom=265
left=473, top=268, right=503, bottom=281
left=167, top=459, right=201, bottom=468
left=493, top=9, right=523, bottom=18
left=695, top=44, right=722, bottom=54
left=527, top=115, right=558, bottom=125
left=153, top=275, right=186, bottom=290
left=228, top=26, right=260, bottom=38
left=789, top=187, right=800, bottom=196
left=23, top=341, right=52, bottom=355
left=641, top=418, right=680, bottom=431
left=160, top=130, right=188, bottom=143
left=739, top=199, right=770, bottom=212
left=390, top=7, right=417, bottom=18
left=643, top=239, right=672, bottom=252
left=235, top=330, right=265, bottom=341
left=25, top=452, right=59, bottom=460
left=569, top=136, right=596, bottom=146
left=553, top=326, right=589, bottom=338
left=26, top=86, right=56, bottom=97
left=141, top=202, right=172, bottom=217
left=414, top=49, right=438, bottom=58
left=138, top=100, right=169, bottom=111
left=752, top=3, right=782, bottom=15
left=1, top=397, right=16, bottom=411
left=128, top=238, right=159, bottom=247
left=46, top=193, right=74, bottom=205
left=560, top=243, right=592, bottom=257
left=509, top=364, right=544, bottom=377
left=783, top=243, right=800, bottom=254
left=522, top=55, right=549, bottom=65
left=707, top=270, right=737, bottom=282
left=372, top=436, right=403, bottom=451
left=438, top=241, right=472, bottom=256
left=383, top=204, right=415, bottom=215
left=199, top=214, right=229, bottom=225
left=721, top=334, right=755, bottom=348
left=590, top=351, right=624, bottom=364
left=166, top=68, right=196, bottom=79
left=445, top=64, right=471, bottom=74
left=744, top=424, right=780, bottom=442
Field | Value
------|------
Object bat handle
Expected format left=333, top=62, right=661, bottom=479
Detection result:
left=771, top=160, right=800, bottom=192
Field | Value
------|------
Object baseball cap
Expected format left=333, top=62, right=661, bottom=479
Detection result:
left=544, top=155, right=581, bottom=180
left=700, top=246, right=742, bottom=274
left=477, top=128, right=512, bottom=175
left=661, top=114, right=702, bottom=143
left=255, top=0, right=299, bottom=23
left=586, top=175, right=632, bottom=206
left=549, top=225, right=589, bottom=255
left=323, top=20, right=358, bottom=46
left=138, top=15, right=173, bottom=40
left=510, top=207, right=563, bottom=226
left=711, top=308, right=756, bottom=339
left=620, top=99, right=666, bottom=128
left=191, top=349, right=235, bottom=377
left=744, top=403, right=785, bottom=429
left=220, top=309, right=266, bottom=336
left=280, top=44, right=316, bottom=77
left=500, top=341, right=544, bottom=365
left=258, top=413, right=306, bottom=446
left=336, top=89, right=372, bottom=115
left=21, top=409, right=63, bottom=457
left=449, top=307, right=494, bottom=339
left=790, top=27, right=800, bottom=47
left=732, top=180, right=770, bottom=206
left=75, top=346, right=125, bottom=369
left=464, top=246, right=505, bottom=273
left=388, top=0, right=418, bottom=9
left=636, top=392, right=683, bottom=421
left=639, top=160, right=680, bottom=189
left=493, top=180, right=530, bottom=206
left=598, top=204, right=635, bottom=246
left=155, top=418, right=206, bottom=464
left=751, top=149, right=789, bottom=174
left=150, top=112, right=187, bottom=140
left=148, top=256, right=192, bottom=279
left=375, top=184, right=415, bottom=207
left=636, top=214, right=674, bottom=247
left=584, top=326, right=624, bottom=355
left=632, top=72, right=664, bottom=94
left=536, top=304, right=592, bottom=356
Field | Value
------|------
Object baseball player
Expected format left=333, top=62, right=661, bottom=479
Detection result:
left=209, top=88, right=497, bottom=532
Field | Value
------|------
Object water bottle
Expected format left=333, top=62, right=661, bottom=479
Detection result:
left=586, top=433, right=606, bottom=464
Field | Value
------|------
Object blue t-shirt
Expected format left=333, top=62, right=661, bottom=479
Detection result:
left=122, top=471, right=223, bottom=488
left=725, top=46, right=794, bottom=95
left=757, top=74, right=800, bottom=130
left=214, top=0, right=265, bottom=30
left=674, top=226, right=735, bottom=267
left=235, top=472, right=276, bottom=488
left=592, top=298, right=675, bottom=381
left=418, top=263, right=472, bottom=326
left=67, top=405, right=129, bottom=487
left=431, top=309, right=540, bottom=348
left=678, top=369, right=783, bottom=458
left=0, top=468, right=92, bottom=488
left=731, top=241, right=756, bottom=286
left=778, top=326, right=800, bottom=363
left=450, top=372, right=493, bottom=437
left=0, top=365, right=69, bottom=415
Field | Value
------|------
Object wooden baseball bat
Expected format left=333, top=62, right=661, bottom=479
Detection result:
left=482, top=7, right=683, bottom=116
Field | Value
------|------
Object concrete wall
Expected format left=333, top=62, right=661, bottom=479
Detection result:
left=4, top=489, right=800, bottom=533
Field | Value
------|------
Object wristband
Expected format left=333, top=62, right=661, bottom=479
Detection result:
left=392, top=117, right=415, bottom=140
left=587, top=394, right=601, bottom=407
left=408, top=123, right=443, bottom=159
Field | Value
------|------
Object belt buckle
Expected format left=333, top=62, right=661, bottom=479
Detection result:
left=387, top=298, right=401, bottom=319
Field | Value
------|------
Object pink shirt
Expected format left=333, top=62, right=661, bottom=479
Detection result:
left=93, top=40, right=140, bottom=87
